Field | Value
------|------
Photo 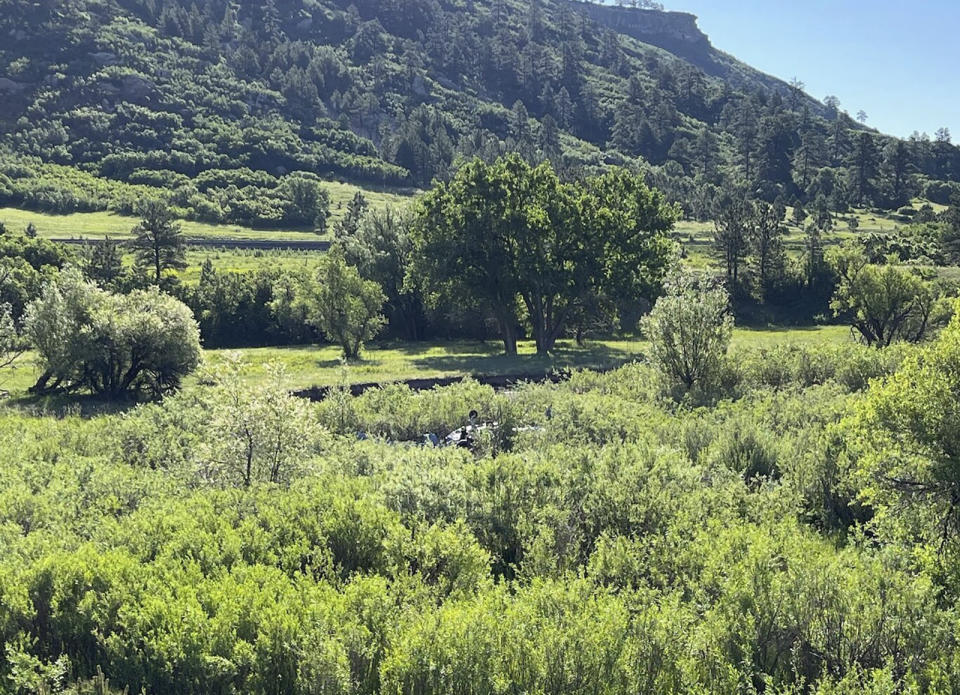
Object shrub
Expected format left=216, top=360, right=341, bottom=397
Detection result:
left=829, top=245, right=937, bottom=347
left=924, top=180, right=960, bottom=205
left=641, top=271, right=733, bottom=398
left=734, top=342, right=910, bottom=392
left=23, top=270, right=201, bottom=398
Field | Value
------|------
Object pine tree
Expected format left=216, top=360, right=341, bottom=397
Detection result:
left=694, top=128, right=719, bottom=180
left=539, top=115, right=562, bottom=165
left=795, top=125, right=826, bottom=191
left=803, top=223, right=826, bottom=289
left=555, top=87, right=574, bottom=129
left=713, top=197, right=753, bottom=290
left=334, top=192, right=369, bottom=239
left=262, top=0, right=281, bottom=44
left=850, top=131, right=880, bottom=207
left=882, top=140, right=914, bottom=206
left=750, top=201, right=786, bottom=298
left=731, top=100, right=759, bottom=183
left=130, top=200, right=187, bottom=285
left=526, top=0, right=543, bottom=43
left=756, top=113, right=797, bottom=194
left=85, top=237, right=124, bottom=288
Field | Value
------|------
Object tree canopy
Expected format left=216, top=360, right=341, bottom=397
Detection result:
left=283, top=249, right=387, bottom=360
left=847, top=304, right=960, bottom=551
left=411, top=156, right=677, bottom=355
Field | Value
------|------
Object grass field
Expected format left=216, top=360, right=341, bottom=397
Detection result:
left=0, top=207, right=319, bottom=241
left=0, top=183, right=411, bottom=243
left=323, top=180, right=413, bottom=220
left=676, top=207, right=911, bottom=267
left=0, top=325, right=852, bottom=399
left=204, top=339, right=648, bottom=391
left=179, top=248, right=322, bottom=283
left=201, top=324, right=852, bottom=391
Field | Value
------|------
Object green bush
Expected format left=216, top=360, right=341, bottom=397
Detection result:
left=3, top=328, right=960, bottom=694
left=24, top=270, right=201, bottom=397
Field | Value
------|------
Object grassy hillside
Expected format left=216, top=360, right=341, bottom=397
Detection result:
left=0, top=177, right=409, bottom=240
left=2, top=0, right=958, bottom=230
left=0, top=207, right=318, bottom=241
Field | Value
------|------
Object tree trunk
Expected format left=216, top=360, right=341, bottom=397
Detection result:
left=531, top=313, right=548, bottom=355
left=524, top=295, right=552, bottom=356
left=541, top=299, right=573, bottom=355
left=497, top=312, right=517, bottom=356
left=30, top=370, right=54, bottom=395
left=401, top=296, right=422, bottom=341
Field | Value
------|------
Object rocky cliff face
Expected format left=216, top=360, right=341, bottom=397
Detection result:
left=574, top=2, right=827, bottom=116
left=576, top=3, right=713, bottom=63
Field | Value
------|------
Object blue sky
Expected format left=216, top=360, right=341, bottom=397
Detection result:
left=654, top=1, right=959, bottom=140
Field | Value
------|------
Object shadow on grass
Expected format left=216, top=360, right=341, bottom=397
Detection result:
left=411, top=342, right=639, bottom=376
left=740, top=325, right=833, bottom=334
left=376, top=339, right=502, bottom=357
left=3, top=392, right=142, bottom=418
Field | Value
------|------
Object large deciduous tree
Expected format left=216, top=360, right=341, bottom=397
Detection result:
left=282, top=176, right=331, bottom=232
left=340, top=206, right=426, bottom=341
left=410, top=156, right=677, bottom=355
left=846, top=306, right=960, bottom=550
left=583, top=167, right=679, bottom=309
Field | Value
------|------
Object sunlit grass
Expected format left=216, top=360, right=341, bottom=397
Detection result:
left=0, top=182, right=413, bottom=243
left=674, top=200, right=942, bottom=267
left=178, top=249, right=322, bottom=283
left=203, top=324, right=851, bottom=391
left=0, top=207, right=319, bottom=241
left=0, top=324, right=854, bottom=403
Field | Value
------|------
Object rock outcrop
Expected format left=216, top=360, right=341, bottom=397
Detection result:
left=575, top=3, right=713, bottom=63
left=574, top=1, right=827, bottom=116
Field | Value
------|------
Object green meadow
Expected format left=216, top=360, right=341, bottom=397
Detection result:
left=0, top=182, right=410, bottom=243
left=0, top=325, right=851, bottom=400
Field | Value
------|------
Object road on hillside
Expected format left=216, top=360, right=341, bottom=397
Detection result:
left=51, top=237, right=332, bottom=251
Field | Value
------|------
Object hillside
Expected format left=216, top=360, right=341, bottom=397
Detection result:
left=1, top=0, right=959, bottom=227
left=577, top=2, right=825, bottom=114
